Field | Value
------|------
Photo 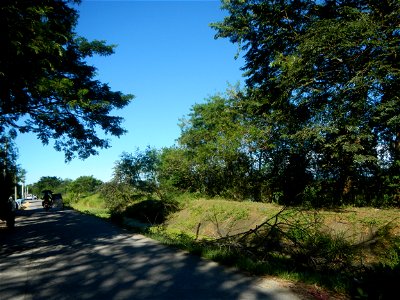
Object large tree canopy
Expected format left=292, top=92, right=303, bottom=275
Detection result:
left=211, top=0, right=400, bottom=205
left=0, top=0, right=133, bottom=161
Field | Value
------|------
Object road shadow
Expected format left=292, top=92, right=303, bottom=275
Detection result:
left=0, top=209, right=300, bottom=300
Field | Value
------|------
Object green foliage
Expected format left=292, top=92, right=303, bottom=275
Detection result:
left=351, top=236, right=400, bottom=299
left=103, top=147, right=185, bottom=222
left=205, top=0, right=400, bottom=206
left=67, top=175, right=102, bottom=202
left=98, top=181, right=136, bottom=214
left=289, top=229, right=356, bottom=272
left=158, top=147, right=197, bottom=193
left=68, top=193, right=109, bottom=219
left=113, top=147, right=160, bottom=194
left=31, top=175, right=102, bottom=201
left=0, top=0, right=133, bottom=161
left=30, top=176, right=65, bottom=195
left=176, top=88, right=269, bottom=200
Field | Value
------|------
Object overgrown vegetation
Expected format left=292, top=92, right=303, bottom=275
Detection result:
left=209, top=0, right=400, bottom=207
left=128, top=0, right=400, bottom=208
left=21, top=0, right=400, bottom=298
left=68, top=193, right=109, bottom=219
left=60, top=135, right=399, bottom=299
left=147, top=201, right=400, bottom=299
left=69, top=188, right=399, bottom=299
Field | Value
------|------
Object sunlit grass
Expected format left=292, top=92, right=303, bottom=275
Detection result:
left=69, top=193, right=110, bottom=219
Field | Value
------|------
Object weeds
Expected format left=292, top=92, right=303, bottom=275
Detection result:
left=196, top=207, right=399, bottom=296
left=71, top=193, right=400, bottom=298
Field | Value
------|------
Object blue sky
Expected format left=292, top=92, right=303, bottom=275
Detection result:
left=16, top=0, right=244, bottom=184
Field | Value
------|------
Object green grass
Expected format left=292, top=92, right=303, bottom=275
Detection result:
left=69, top=193, right=110, bottom=219
left=70, top=192, right=400, bottom=298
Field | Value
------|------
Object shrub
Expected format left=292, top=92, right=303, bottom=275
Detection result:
left=98, top=181, right=136, bottom=214
left=124, top=199, right=180, bottom=224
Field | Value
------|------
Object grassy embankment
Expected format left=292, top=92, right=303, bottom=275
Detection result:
left=67, top=193, right=110, bottom=219
left=69, top=193, right=400, bottom=298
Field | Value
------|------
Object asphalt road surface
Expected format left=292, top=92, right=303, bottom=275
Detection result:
left=0, top=203, right=304, bottom=300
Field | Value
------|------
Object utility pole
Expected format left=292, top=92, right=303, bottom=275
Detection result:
left=3, top=139, right=7, bottom=181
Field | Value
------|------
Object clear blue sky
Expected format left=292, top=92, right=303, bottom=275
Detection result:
left=16, top=0, right=244, bottom=185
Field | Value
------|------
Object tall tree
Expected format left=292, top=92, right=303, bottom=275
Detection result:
left=67, top=175, right=102, bottom=201
left=31, top=176, right=64, bottom=195
left=212, top=0, right=400, bottom=205
left=158, top=147, right=196, bottom=193
left=178, top=92, right=260, bottom=199
left=113, top=148, right=160, bottom=194
left=0, top=0, right=134, bottom=161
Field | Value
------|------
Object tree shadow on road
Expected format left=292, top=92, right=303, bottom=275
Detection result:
left=0, top=209, right=299, bottom=300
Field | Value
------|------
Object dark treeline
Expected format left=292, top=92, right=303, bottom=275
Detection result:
left=158, top=88, right=397, bottom=207
left=29, top=175, right=102, bottom=200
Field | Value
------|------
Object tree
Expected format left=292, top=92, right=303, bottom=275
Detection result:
left=99, top=148, right=161, bottom=213
left=178, top=91, right=262, bottom=199
left=212, top=0, right=400, bottom=205
left=31, top=176, right=64, bottom=196
left=158, top=147, right=197, bottom=193
left=68, top=175, right=102, bottom=194
left=67, top=175, right=102, bottom=201
left=0, top=132, right=19, bottom=227
left=113, top=147, right=160, bottom=194
left=0, top=0, right=134, bottom=161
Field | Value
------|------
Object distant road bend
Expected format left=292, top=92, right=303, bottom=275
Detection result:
left=0, top=201, right=304, bottom=300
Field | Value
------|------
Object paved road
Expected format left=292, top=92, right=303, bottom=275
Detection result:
left=0, top=204, right=304, bottom=300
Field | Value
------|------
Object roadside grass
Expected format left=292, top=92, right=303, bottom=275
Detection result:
left=144, top=223, right=352, bottom=297
left=68, top=193, right=110, bottom=219
left=71, top=193, right=400, bottom=298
